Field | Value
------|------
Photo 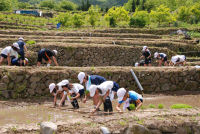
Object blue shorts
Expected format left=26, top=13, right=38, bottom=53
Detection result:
left=1, top=54, right=7, bottom=58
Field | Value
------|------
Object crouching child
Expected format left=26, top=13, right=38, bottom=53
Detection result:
left=116, top=88, right=143, bottom=112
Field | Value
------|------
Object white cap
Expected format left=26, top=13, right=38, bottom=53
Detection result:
left=78, top=72, right=85, bottom=84
left=12, top=43, right=20, bottom=49
left=89, top=85, right=97, bottom=97
left=53, top=50, right=58, bottom=56
left=49, top=83, right=56, bottom=93
left=60, top=79, right=69, bottom=86
left=19, top=37, right=24, bottom=41
left=117, top=88, right=127, bottom=102
left=154, top=52, right=159, bottom=58
left=142, top=46, right=147, bottom=51
left=135, top=62, right=139, bottom=67
left=25, top=58, right=28, bottom=62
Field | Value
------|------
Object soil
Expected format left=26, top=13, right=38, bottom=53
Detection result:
left=1, top=94, right=200, bottom=134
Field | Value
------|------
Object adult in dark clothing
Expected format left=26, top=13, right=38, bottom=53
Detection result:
left=37, top=48, right=59, bottom=67
left=78, top=72, right=106, bottom=108
left=17, top=37, right=28, bottom=66
left=140, top=46, right=152, bottom=66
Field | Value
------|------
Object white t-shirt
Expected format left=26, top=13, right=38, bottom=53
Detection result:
left=97, top=81, right=113, bottom=96
left=171, top=55, right=185, bottom=64
left=1, top=46, right=18, bottom=58
left=69, top=83, right=84, bottom=94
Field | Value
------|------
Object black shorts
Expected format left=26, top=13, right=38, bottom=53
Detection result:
left=163, top=57, right=167, bottom=62
left=37, top=52, right=43, bottom=62
left=1, top=54, right=7, bottom=58
left=79, top=89, right=84, bottom=97
left=145, top=58, right=151, bottom=64
left=19, top=51, right=25, bottom=60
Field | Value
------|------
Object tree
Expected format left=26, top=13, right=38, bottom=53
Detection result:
left=105, top=6, right=130, bottom=27
left=18, top=2, right=31, bottom=9
left=132, top=0, right=136, bottom=12
left=40, top=0, right=55, bottom=9
left=150, top=5, right=176, bottom=25
left=55, top=12, right=72, bottom=27
left=72, top=13, right=84, bottom=27
left=177, top=6, right=191, bottom=23
left=129, top=10, right=150, bottom=27
left=136, top=0, right=140, bottom=6
left=88, top=5, right=101, bottom=27
left=59, top=0, right=77, bottom=11
left=190, top=3, right=200, bottom=24
left=0, top=0, right=18, bottom=11
left=142, top=0, right=146, bottom=10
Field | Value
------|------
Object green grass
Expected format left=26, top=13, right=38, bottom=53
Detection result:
left=148, top=104, right=156, bottom=108
left=26, top=40, right=36, bottom=45
left=158, top=104, right=164, bottom=109
left=170, top=104, right=192, bottom=109
left=188, top=31, right=200, bottom=38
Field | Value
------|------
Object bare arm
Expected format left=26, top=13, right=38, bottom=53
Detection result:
left=103, top=90, right=110, bottom=102
left=24, top=45, right=28, bottom=52
left=52, top=93, right=57, bottom=107
left=59, top=93, right=67, bottom=107
left=116, top=103, right=122, bottom=112
left=135, top=99, right=142, bottom=111
left=72, top=93, right=80, bottom=100
left=52, top=56, right=59, bottom=66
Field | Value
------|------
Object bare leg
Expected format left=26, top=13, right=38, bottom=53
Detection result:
left=164, top=61, right=168, bottom=66
left=93, top=93, right=100, bottom=106
left=0, top=57, right=4, bottom=66
left=37, top=62, right=41, bottom=66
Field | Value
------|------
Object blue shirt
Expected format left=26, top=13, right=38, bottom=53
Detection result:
left=17, top=41, right=26, bottom=52
left=118, top=91, right=141, bottom=104
left=90, top=75, right=106, bottom=85
left=112, top=82, right=120, bottom=92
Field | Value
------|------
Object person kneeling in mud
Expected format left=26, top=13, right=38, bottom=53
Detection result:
left=49, top=80, right=69, bottom=107
left=89, top=81, right=115, bottom=114
left=116, top=88, right=143, bottom=112
left=60, top=82, right=85, bottom=109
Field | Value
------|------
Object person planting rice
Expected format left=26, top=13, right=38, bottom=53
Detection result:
left=49, top=80, right=68, bottom=107
left=140, top=46, right=152, bottom=66
left=135, top=60, right=145, bottom=67
left=37, top=48, right=58, bottom=67
left=78, top=72, right=106, bottom=109
left=17, top=37, right=28, bottom=65
left=154, top=52, right=168, bottom=66
left=169, top=55, right=186, bottom=66
left=0, top=43, right=20, bottom=66
left=60, top=82, right=85, bottom=109
left=11, top=57, right=29, bottom=66
left=89, top=81, right=118, bottom=113
left=116, top=88, right=143, bottom=112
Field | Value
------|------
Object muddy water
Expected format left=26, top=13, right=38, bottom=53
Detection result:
left=0, top=94, right=199, bottom=132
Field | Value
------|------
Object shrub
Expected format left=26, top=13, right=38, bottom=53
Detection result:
left=55, top=12, right=72, bottom=27
left=26, top=40, right=36, bottom=45
left=148, top=104, right=156, bottom=108
left=177, top=6, right=191, bottom=23
left=59, top=0, right=77, bottom=11
left=158, top=104, right=164, bottom=109
left=40, top=0, right=55, bottom=9
left=88, top=5, right=101, bottom=27
left=129, top=17, right=146, bottom=27
left=171, top=104, right=192, bottom=109
left=72, top=13, right=84, bottom=27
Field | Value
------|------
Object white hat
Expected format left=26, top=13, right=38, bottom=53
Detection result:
left=89, top=85, right=97, bottom=97
left=78, top=72, right=85, bottom=84
left=49, top=83, right=56, bottom=93
left=12, top=43, right=20, bottom=49
left=117, top=88, right=127, bottom=102
left=154, top=52, right=159, bottom=58
left=135, top=62, right=139, bottom=67
left=25, top=58, right=28, bottom=62
left=53, top=50, right=58, bottom=56
left=60, top=79, right=69, bottom=86
left=142, top=46, right=147, bottom=51
left=18, top=37, right=24, bottom=41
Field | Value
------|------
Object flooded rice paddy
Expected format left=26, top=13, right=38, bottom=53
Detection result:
left=0, top=94, right=200, bottom=133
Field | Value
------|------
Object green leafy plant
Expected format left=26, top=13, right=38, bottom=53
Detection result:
left=171, top=104, right=192, bottom=109
left=158, top=104, right=164, bottom=109
left=129, top=104, right=136, bottom=110
left=148, top=104, right=156, bottom=108
left=26, top=40, right=36, bottom=45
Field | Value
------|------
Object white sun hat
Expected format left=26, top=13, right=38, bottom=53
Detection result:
left=60, top=79, right=69, bottom=86
left=53, top=50, right=58, bottom=56
left=49, top=83, right=56, bottom=93
left=12, top=43, right=20, bottom=49
left=18, top=37, right=24, bottom=41
left=142, top=46, right=147, bottom=51
left=117, top=88, right=127, bottom=102
left=89, top=85, right=97, bottom=97
left=154, top=52, right=159, bottom=58
left=78, top=72, right=85, bottom=84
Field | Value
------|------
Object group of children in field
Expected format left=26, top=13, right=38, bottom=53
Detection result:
left=49, top=72, right=143, bottom=113
left=0, top=37, right=59, bottom=67
left=136, top=46, right=186, bottom=67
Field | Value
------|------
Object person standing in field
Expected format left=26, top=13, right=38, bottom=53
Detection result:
left=17, top=37, right=28, bottom=65
left=140, top=46, right=152, bottom=66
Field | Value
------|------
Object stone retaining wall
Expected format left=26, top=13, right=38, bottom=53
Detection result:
left=0, top=66, right=199, bottom=99
left=27, top=44, right=174, bottom=66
